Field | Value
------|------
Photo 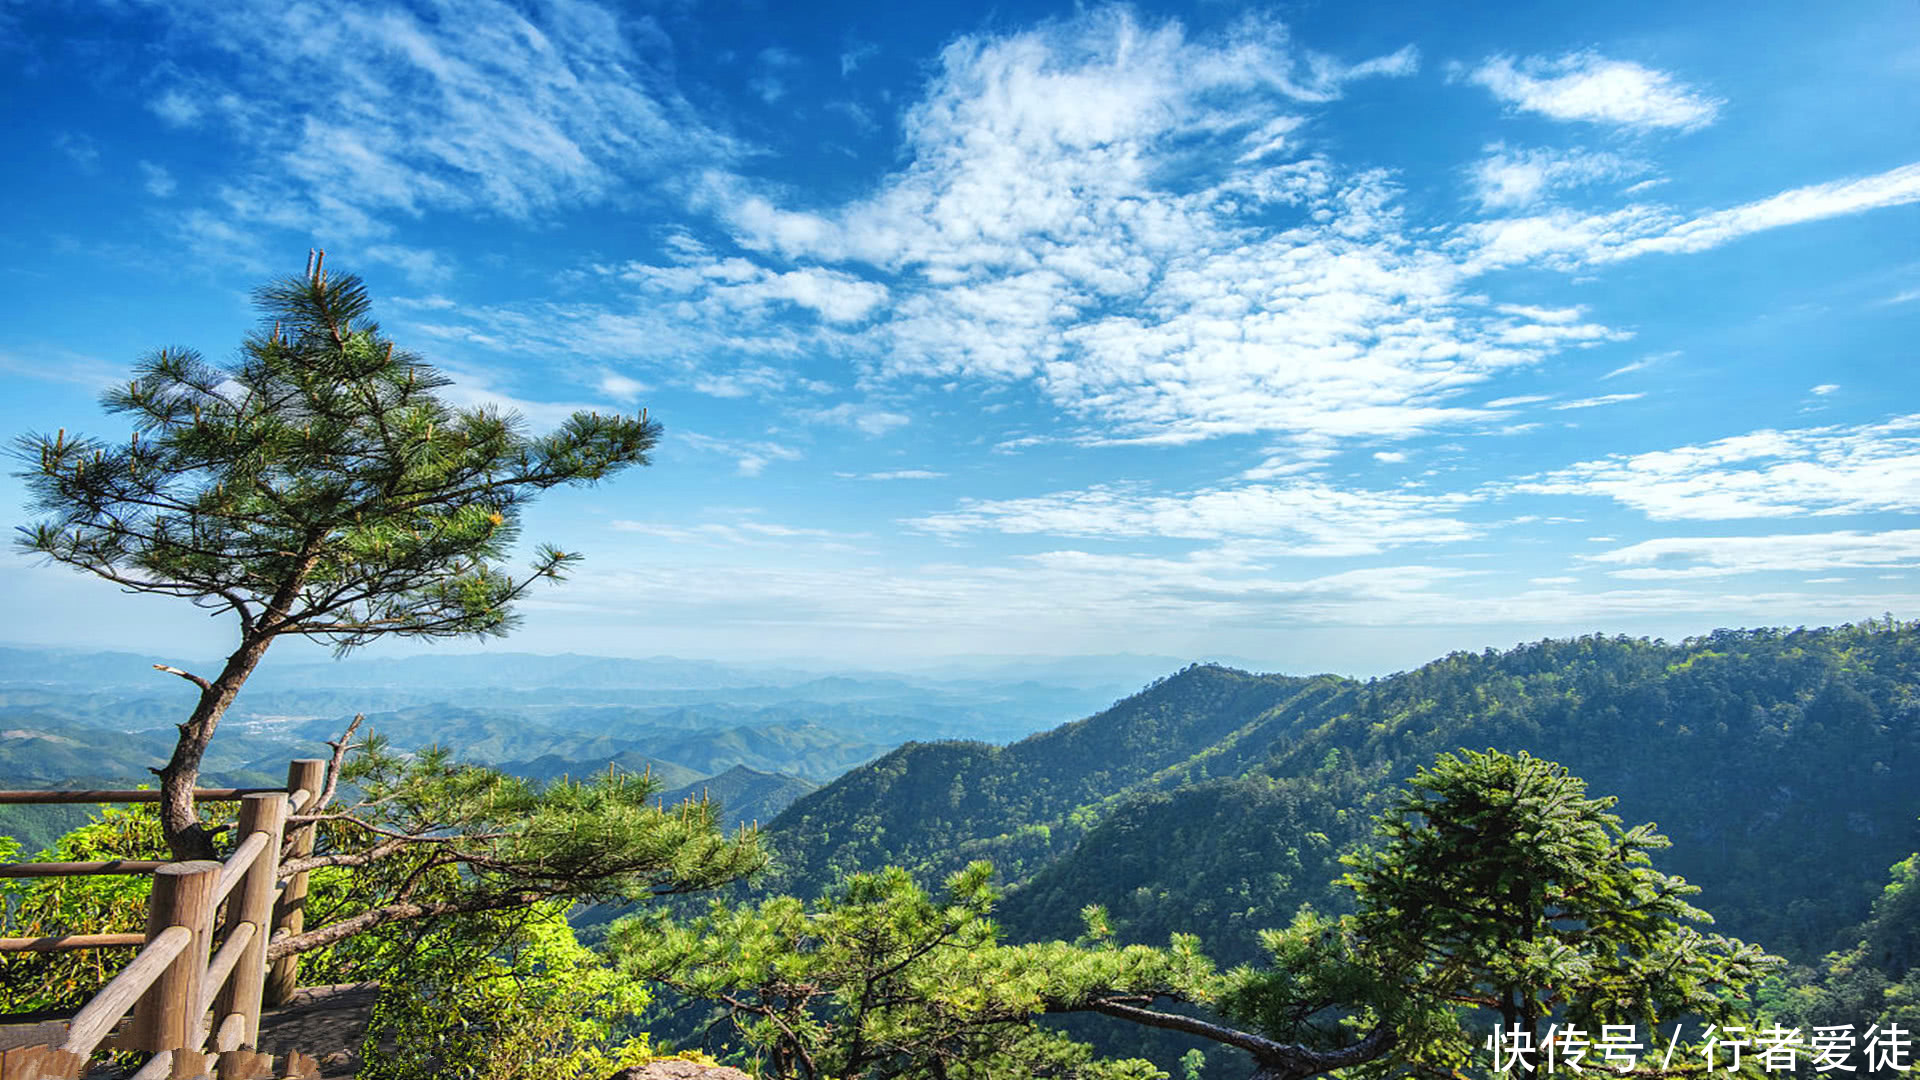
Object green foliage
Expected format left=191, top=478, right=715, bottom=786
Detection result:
left=12, top=256, right=659, bottom=654
left=1339, top=750, right=1781, bottom=1043
left=1762, top=852, right=1920, bottom=1074
left=0, top=803, right=171, bottom=1013
left=357, top=902, right=657, bottom=1080
left=990, top=624, right=1920, bottom=970
left=291, top=737, right=765, bottom=961
left=767, top=667, right=1319, bottom=897
left=615, top=862, right=1191, bottom=1080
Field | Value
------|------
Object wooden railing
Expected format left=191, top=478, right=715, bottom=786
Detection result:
left=0, top=761, right=325, bottom=1079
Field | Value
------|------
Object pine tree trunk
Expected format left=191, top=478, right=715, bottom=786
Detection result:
left=157, top=634, right=276, bottom=860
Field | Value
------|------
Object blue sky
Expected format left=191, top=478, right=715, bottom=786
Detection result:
left=2, top=0, right=1918, bottom=675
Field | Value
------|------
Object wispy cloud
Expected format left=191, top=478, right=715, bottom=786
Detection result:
left=610, top=516, right=865, bottom=549
left=911, top=479, right=1480, bottom=557
left=54, top=132, right=99, bottom=172
left=1462, top=162, right=1920, bottom=271
left=1467, top=143, right=1645, bottom=210
left=109, top=0, right=741, bottom=253
left=817, top=402, right=910, bottom=436
left=1550, top=392, right=1643, bottom=411
left=1584, top=530, right=1920, bottom=579
left=676, top=432, right=804, bottom=476
left=1602, top=352, right=1673, bottom=379
left=139, top=161, right=177, bottom=197
left=1465, top=51, right=1721, bottom=132
left=1508, top=414, right=1920, bottom=520
left=840, top=469, right=945, bottom=480
left=683, top=10, right=1625, bottom=449
left=0, top=346, right=127, bottom=389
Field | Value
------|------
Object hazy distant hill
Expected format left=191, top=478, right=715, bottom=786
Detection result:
left=763, top=624, right=1920, bottom=968
left=0, top=646, right=1191, bottom=850
left=656, top=765, right=817, bottom=832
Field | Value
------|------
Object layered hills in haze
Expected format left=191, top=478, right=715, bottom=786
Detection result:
left=0, top=647, right=1160, bottom=850
left=761, top=622, right=1920, bottom=970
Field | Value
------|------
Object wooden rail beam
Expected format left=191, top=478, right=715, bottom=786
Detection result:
left=61, top=924, right=191, bottom=1058
left=215, top=792, right=287, bottom=1050
left=0, top=932, right=144, bottom=952
left=0, top=860, right=169, bottom=878
left=126, top=861, right=221, bottom=1052
left=0, top=788, right=283, bottom=805
left=264, top=760, right=324, bottom=1008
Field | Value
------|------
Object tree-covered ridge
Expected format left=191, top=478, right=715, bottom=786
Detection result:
left=769, top=622, right=1920, bottom=970
left=621, top=749, right=1789, bottom=1080
left=765, top=666, right=1322, bottom=891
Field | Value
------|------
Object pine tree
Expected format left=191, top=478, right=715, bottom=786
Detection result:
left=1337, top=749, right=1780, bottom=1055
left=13, top=252, right=660, bottom=858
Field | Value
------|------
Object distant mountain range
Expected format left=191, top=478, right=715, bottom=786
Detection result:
left=759, top=625, right=1920, bottom=971
left=0, top=644, right=1199, bottom=851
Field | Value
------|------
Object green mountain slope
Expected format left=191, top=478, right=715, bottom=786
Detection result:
left=764, top=624, right=1920, bottom=968
left=765, top=665, right=1322, bottom=890
left=657, top=765, right=817, bottom=832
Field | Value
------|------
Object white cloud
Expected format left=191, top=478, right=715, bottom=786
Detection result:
left=433, top=361, right=624, bottom=428
left=54, top=132, right=99, bottom=171
left=841, top=469, right=945, bottom=480
left=0, top=346, right=127, bottom=389
left=1466, top=51, right=1721, bottom=132
left=596, top=371, right=649, bottom=402
left=1461, top=161, right=1920, bottom=272
left=149, top=89, right=203, bottom=127
left=818, top=402, right=911, bottom=436
left=911, top=479, right=1480, bottom=557
left=364, top=244, right=453, bottom=286
left=1510, top=414, right=1920, bottom=520
left=676, top=432, right=804, bottom=476
left=139, top=161, right=177, bottom=197
left=1603, top=352, right=1673, bottom=379
left=111, top=0, right=741, bottom=249
left=1550, top=392, right=1643, bottom=410
left=1467, top=143, right=1644, bottom=210
left=686, top=11, right=1627, bottom=449
left=1584, top=530, right=1920, bottom=579
left=1811, top=383, right=1840, bottom=395
left=1373, top=451, right=1408, bottom=463
left=1486, top=395, right=1552, bottom=408
left=610, top=516, right=863, bottom=549
left=841, top=41, right=879, bottom=78
left=751, top=46, right=801, bottom=104
left=613, top=257, right=890, bottom=324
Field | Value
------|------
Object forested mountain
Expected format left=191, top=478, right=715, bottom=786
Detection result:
left=657, top=765, right=818, bottom=832
left=763, top=623, right=1920, bottom=969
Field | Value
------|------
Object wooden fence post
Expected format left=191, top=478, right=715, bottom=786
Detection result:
left=126, top=860, right=221, bottom=1052
left=264, top=759, right=324, bottom=1008
left=213, top=793, right=287, bottom=1050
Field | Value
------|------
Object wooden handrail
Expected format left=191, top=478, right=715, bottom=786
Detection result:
left=217, top=792, right=290, bottom=1049
left=127, top=1049, right=174, bottom=1080
left=5, top=769, right=309, bottom=1069
left=0, top=859, right=169, bottom=878
left=0, top=787, right=285, bottom=805
left=61, top=925, right=191, bottom=1057
left=0, top=932, right=145, bottom=952
left=196, top=920, right=256, bottom=1016
left=213, top=830, right=270, bottom=904
left=267, top=760, right=326, bottom=1007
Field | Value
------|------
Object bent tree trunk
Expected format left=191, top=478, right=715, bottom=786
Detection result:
left=157, top=634, right=276, bottom=860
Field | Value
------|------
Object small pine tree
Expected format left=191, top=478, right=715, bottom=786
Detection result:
left=14, top=253, right=659, bottom=858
